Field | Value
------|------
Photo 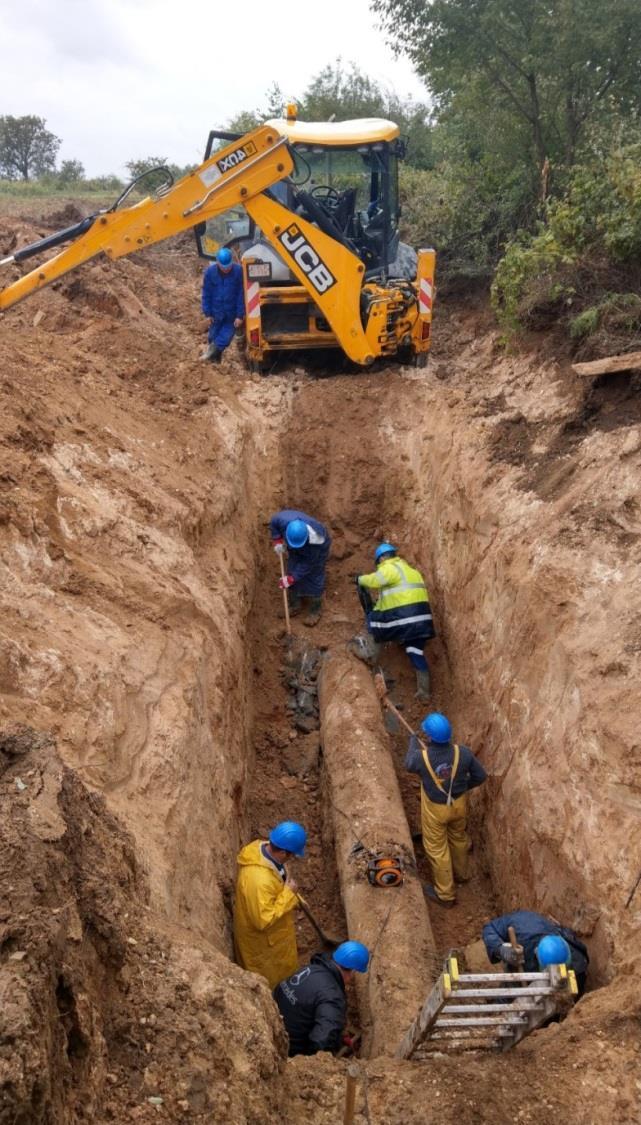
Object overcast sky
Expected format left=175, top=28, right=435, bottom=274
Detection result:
left=1, top=0, right=426, bottom=176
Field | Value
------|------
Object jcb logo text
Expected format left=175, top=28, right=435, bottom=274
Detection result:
left=278, top=224, right=336, bottom=294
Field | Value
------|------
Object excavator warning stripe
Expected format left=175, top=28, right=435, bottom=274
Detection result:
left=247, top=281, right=261, bottom=319
left=419, top=278, right=433, bottom=315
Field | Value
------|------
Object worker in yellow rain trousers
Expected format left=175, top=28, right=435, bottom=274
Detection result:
left=233, top=821, right=307, bottom=989
left=405, top=712, right=486, bottom=908
left=352, top=542, right=435, bottom=699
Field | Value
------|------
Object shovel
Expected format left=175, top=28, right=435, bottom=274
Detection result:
left=297, top=894, right=343, bottom=951
left=278, top=551, right=292, bottom=637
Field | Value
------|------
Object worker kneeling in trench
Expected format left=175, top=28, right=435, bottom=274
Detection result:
left=483, top=909, right=590, bottom=996
left=274, top=941, right=370, bottom=1057
left=233, top=820, right=307, bottom=990
left=406, top=711, right=487, bottom=908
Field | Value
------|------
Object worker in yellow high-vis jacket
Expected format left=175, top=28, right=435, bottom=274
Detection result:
left=354, top=542, right=435, bottom=699
left=233, top=821, right=306, bottom=989
left=405, top=712, right=486, bottom=908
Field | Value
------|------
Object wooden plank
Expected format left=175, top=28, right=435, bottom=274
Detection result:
left=572, top=350, right=641, bottom=377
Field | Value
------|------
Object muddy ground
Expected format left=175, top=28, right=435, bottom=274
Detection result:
left=0, top=203, right=640, bottom=1123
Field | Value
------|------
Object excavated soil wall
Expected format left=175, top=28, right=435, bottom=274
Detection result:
left=379, top=318, right=641, bottom=983
left=319, top=653, right=436, bottom=1056
left=2, top=210, right=640, bottom=1121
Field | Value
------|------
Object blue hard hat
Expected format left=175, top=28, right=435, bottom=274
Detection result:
left=333, top=940, right=370, bottom=973
left=421, top=712, right=452, bottom=743
left=216, top=247, right=233, bottom=267
left=269, top=821, right=307, bottom=857
left=286, top=519, right=309, bottom=549
left=536, top=935, right=572, bottom=967
left=375, top=542, right=396, bottom=562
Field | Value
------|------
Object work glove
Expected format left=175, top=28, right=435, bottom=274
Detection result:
left=273, top=539, right=286, bottom=555
left=499, top=943, right=521, bottom=967
left=279, top=575, right=295, bottom=589
left=342, top=1033, right=356, bottom=1050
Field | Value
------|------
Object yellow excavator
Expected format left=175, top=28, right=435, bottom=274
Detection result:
left=0, top=107, right=435, bottom=371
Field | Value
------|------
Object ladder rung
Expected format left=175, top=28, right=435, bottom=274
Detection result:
left=443, top=1003, right=541, bottom=1014
left=436, top=1016, right=528, bottom=1028
left=449, top=987, right=556, bottom=999
left=455, top=972, right=547, bottom=983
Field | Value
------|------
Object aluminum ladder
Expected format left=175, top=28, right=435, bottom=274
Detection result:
left=396, top=955, right=579, bottom=1058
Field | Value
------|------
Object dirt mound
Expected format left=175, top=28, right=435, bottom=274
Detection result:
left=0, top=725, right=285, bottom=1123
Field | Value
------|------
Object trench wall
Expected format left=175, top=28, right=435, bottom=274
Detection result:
left=0, top=360, right=292, bottom=949
left=381, top=357, right=641, bottom=977
left=319, top=652, right=436, bottom=1056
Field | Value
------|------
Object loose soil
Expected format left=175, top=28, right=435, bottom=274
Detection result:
left=0, top=203, right=640, bottom=1122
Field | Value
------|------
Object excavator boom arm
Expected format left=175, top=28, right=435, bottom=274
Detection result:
left=0, top=126, right=292, bottom=312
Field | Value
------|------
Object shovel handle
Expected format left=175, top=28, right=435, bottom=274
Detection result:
left=374, top=674, right=420, bottom=741
left=278, top=552, right=291, bottom=635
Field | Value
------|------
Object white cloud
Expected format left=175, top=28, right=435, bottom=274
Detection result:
left=0, top=0, right=426, bottom=176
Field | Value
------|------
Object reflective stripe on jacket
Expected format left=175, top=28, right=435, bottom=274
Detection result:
left=233, top=839, right=299, bottom=989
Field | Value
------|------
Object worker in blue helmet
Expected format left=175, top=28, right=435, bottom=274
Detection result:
left=233, top=821, right=307, bottom=989
left=352, top=543, right=435, bottom=699
left=201, top=246, right=245, bottom=362
left=269, top=508, right=332, bottom=626
left=405, top=712, right=486, bottom=908
left=482, top=910, right=589, bottom=995
left=274, top=940, right=370, bottom=1056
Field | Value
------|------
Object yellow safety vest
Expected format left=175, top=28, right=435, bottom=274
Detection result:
left=359, top=557, right=428, bottom=614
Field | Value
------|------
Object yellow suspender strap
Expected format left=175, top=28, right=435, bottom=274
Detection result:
left=420, top=743, right=460, bottom=803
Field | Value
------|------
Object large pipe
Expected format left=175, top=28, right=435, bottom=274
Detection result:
left=318, top=652, right=437, bottom=1056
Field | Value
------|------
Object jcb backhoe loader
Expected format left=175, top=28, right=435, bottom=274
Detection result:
left=0, top=108, right=435, bottom=371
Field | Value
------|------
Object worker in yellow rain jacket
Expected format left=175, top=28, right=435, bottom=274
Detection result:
left=233, top=820, right=307, bottom=989
left=353, top=542, right=435, bottom=699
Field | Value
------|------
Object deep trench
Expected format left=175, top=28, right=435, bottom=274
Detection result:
left=239, top=371, right=501, bottom=1056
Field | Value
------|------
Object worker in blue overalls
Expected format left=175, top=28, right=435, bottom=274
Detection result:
left=201, top=247, right=245, bottom=362
left=270, top=509, right=331, bottom=627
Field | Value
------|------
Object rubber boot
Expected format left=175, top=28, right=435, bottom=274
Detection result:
left=415, top=668, right=430, bottom=701
left=288, top=591, right=303, bottom=618
left=303, top=597, right=322, bottom=628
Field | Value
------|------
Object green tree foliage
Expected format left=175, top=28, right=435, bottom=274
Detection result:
left=0, top=115, right=60, bottom=180
left=223, top=60, right=432, bottom=170
left=57, top=159, right=85, bottom=184
left=124, top=156, right=193, bottom=192
left=492, top=134, right=641, bottom=351
left=372, top=0, right=641, bottom=172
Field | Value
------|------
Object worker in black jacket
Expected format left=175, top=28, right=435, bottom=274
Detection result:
left=273, top=942, right=370, bottom=1057
left=405, top=711, right=487, bottom=909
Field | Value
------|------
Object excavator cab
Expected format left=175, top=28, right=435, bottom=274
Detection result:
left=195, top=120, right=404, bottom=280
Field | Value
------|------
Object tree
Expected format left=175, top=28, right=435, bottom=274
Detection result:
left=223, top=61, right=433, bottom=169
left=125, top=156, right=174, bottom=192
left=57, top=159, right=85, bottom=185
left=0, top=115, right=60, bottom=180
left=371, top=0, right=641, bottom=171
